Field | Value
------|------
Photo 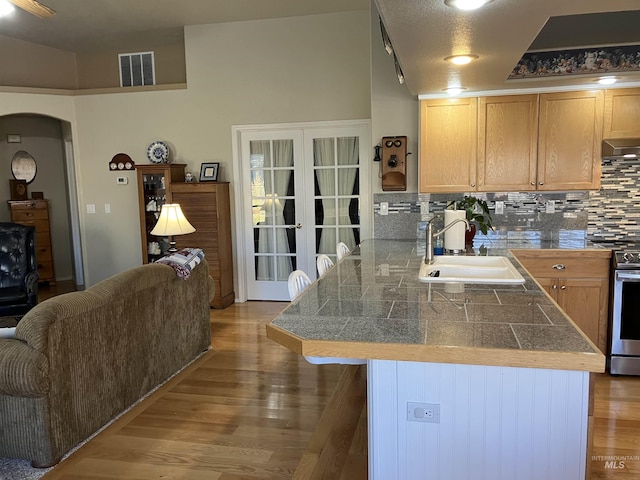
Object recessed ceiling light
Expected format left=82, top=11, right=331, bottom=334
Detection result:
left=444, top=54, right=479, bottom=65
left=444, top=0, right=494, bottom=11
left=444, top=87, right=467, bottom=96
left=598, top=76, right=618, bottom=85
left=0, top=0, right=15, bottom=17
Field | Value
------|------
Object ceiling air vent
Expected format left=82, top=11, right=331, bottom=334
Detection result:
left=118, top=51, right=155, bottom=87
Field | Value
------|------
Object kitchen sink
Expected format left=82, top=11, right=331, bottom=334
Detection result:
left=418, top=255, right=525, bottom=284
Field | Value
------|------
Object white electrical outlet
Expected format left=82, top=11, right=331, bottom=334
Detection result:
left=407, top=402, right=440, bottom=423
left=104, top=204, right=111, bottom=214
left=380, top=202, right=389, bottom=216
left=86, top=204, right=95, bottom=214
left=495, top=201, right=504, bottom=215
left=546, top=200, right=555, bottom=214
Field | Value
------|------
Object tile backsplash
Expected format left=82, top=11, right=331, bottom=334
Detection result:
left=374, top=156, right=640, bottom=243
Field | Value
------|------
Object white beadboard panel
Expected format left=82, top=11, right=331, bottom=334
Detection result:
left=368, top=360, right=589, bottom=480
left=368, top=360, right=399, bottom=479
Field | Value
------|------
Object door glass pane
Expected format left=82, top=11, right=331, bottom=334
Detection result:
left=338, top=228, right=359, bottom=249
left=274, top=170, right=294, bottom=196
left=337, top=168, right=359, bottom=195
left=250, top=141, right=271, bottom=168
left=313, top=138, right=335, bottom=166
left=338, top=198, right=359, bottom=226
left=254, top=228, right=273, bottom=252
left=276, top=257, right=294, bottom=281
left=273, top=140, right=294, bottom=167
left=315, top=168, right=335, bottom=196
left=256, top=256, right=274, bottom=281
left=337, top=137, right=359, bottom=165
left=318, top=198, right=336, bottom=225
left=316, top=228, right=336, bottom=255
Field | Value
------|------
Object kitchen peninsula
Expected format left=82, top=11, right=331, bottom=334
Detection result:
left=266, top=239, right=605, bottom=480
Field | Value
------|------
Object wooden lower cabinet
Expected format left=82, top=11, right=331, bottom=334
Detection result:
left=512, top=250, right=611, bottom=353
left=8, top=199, right=56, bottom=285
left=172, top=182, right=234, bottom=309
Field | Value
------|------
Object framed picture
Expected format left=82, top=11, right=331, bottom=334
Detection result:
left=199, top=162, right=219, bottom=182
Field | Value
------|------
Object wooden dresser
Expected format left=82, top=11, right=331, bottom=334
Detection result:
left=8, top=199, right=56, bottom=285
left=172, top=182, right=234, bottom=308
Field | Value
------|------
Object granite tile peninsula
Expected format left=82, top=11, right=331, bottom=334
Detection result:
left=266, top=239, right=605, bottom=480
left=267, top=239, right=605, bottom=372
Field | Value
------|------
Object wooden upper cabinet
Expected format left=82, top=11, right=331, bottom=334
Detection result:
left=603, top=87, right=640, bottom=138
left=477, top=95, right=539, bottom=192
left=537, top=90, right=603, bottom=191
left=419, top=98, right=477, bottom=193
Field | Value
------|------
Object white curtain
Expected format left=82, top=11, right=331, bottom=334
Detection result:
left=254, top=140, right=293, bottom=281
left=337, top=137, right=358, bottom=249
left=313, top=138, right=336, bottom=255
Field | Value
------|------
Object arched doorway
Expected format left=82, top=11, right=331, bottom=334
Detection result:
left=1, top=113, right=84, bottom=288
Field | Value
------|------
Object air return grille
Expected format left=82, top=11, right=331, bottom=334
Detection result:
left=119, top=51, right=155, bottom=87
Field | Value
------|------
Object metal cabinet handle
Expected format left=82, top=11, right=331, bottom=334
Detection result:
left=560, top=285, right=566, bottom=290
left=470, top=183, right=476, bottom=187
left=552, top=284, right=558, bottom=290
left=552, top=264, right=566, bottom=270
left=530, top=181, right=536, bottom=186
left=287, top=223, right=302, bottom=230
left=539, top=182, right=544, bottom=185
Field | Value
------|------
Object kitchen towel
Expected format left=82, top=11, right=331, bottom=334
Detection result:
left=444, top=210, right=466, bottom=252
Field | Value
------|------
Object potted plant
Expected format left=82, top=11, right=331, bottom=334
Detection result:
left=448, top=195, right=494, bottom=244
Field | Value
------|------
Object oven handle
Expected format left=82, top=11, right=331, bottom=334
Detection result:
left=617, top=271, right=640, bottom=280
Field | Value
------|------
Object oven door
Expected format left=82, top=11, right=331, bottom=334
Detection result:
left=611, top=270, right=640, bottom=356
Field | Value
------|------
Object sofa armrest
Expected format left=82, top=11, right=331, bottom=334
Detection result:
left=0, top=339, right=49, bottom=397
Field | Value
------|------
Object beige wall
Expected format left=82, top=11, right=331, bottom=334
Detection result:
left=0, top=10, right=370, bottom=286
left=369, top=2, right=419, bottom=194
left=76, top=43, right=187, bottom=89
left=0, top=35, right=78, bottom=89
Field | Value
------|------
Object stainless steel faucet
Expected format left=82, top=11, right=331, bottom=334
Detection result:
left=424, top=218, right=470, bottom=264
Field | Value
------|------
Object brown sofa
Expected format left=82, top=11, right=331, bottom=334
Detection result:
left=0, top=259, right=214, bottom=467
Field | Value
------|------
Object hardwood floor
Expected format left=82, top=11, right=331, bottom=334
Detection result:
left=31, top=300, right=640, bottom=479
left=41, top=301, right=367, bottom=480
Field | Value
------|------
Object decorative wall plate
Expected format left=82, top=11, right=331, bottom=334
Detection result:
left=147, top=141, right=169, bottom=164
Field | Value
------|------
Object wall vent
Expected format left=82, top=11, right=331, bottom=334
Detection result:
left=118, top=51, right=155, bottom=87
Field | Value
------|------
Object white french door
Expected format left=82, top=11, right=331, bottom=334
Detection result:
left=236, top=121, right=370, bottom=301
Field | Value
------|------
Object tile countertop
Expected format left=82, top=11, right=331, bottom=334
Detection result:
left=266, top=239, right=606, bottom=372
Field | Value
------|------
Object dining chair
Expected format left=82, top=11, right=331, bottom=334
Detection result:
left=316, top=254, right=334, bottom=277
left=287, top=270, right=312, bottom=301
left=287, top=269, right=365, bottom=366
left=336, top=242, right=351, bottom=261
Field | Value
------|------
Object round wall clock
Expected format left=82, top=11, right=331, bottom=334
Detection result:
left=147, top=141, right=169, bottom=164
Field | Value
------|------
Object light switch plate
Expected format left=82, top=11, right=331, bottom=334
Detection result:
left=495, top=201, right=504, bottom=215
left=86, top=204, right=95, bottom=214
left=380, top=202, right=389, bottom=215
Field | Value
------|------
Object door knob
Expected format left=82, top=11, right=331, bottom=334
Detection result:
left=287, top=223, right=302, bottom=230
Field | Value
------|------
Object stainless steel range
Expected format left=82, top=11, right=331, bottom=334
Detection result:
left=609, top=250, right=640, bottom=375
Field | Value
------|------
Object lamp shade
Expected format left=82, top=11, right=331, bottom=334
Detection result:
left=150, top=204, right=195, bottom=237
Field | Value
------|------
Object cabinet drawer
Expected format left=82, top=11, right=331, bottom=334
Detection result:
left=513, top=250, right=610, bottom=279
left=12, top=208, right=49, bottom=222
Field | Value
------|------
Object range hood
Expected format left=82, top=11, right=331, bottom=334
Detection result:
left=602, top=138, right=640, bottom=158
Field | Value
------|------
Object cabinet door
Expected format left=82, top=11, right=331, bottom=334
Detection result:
left=603, top=87, right=640, bottom=139
left=419, top=98, right=477, bottom=193
left=538, top=90, right=603, bottom=191
left=559, top=277, right=609, bottom=353
left=477, top=95, right=538, bottom=191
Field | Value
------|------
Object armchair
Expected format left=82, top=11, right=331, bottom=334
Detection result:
left=0, top=222, right=39, bottom=319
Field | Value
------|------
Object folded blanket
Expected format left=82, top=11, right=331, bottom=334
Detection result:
left=156, top=248, right=205, bottom=279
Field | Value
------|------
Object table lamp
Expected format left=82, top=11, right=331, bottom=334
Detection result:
left=150, top=203, right=195, bottom=253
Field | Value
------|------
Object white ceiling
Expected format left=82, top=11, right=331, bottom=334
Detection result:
left=374, top=0, right=640, bottom=97
left=0, top=0, right=368, bottom=52
left=2, top=0, right=640, bottom=97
